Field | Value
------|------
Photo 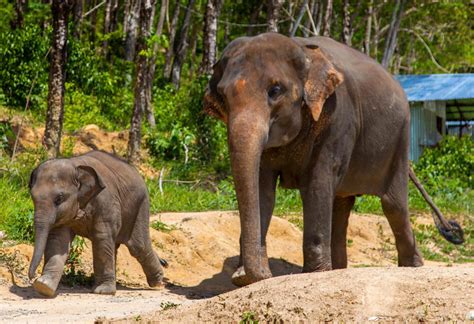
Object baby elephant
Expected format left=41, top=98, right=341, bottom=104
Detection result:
left=28, top=150, right=165, bottom=297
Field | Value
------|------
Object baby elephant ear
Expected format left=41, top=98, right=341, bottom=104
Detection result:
left=76, top=165, right=105, bottom=209
left=303, top=45, right=344, bottom=122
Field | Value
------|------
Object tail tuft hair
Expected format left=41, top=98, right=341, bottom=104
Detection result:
left=435, top=217, right=464, bottom=245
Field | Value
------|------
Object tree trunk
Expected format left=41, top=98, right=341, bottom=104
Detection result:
left=163, top=0, right=181, bottom=79
left=381, top=0, right=406, bottom=69
left=127, top=0, right=157, bottom=164
left=44, top=0, right=72, bottom=158
left=11, top=0, right=28, bottom=29
left=143, top=0, right=168, bottom=129
left=200, top=0, right=223, bottom=76
left=290, top=0, right=308, bottom=37
left=124, top=0, right=141, bottom=61
left=170, top=0, right=196, bottom=89
left=89, top=0, right=98, bottom=42
left=363, top=0, right=373, bottom=54
left=315, top=0, right=323, bottom=35
left=72, top=0, right=83, bottom=38
left=102, top=0, right=113, bottom=56
left=322, top=0, right=333, bottom=37
left=247, top=2, right=263, bottom=36
left=266, top=0, right=284, bottom=33
left=341, top=0, right=351, bottom=45
left=109, top=0, right=120, bottom=33
left=188, top=22, right=199, bottom=80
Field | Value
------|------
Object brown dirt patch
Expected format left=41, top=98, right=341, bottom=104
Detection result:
left=0, top=212, right=472, bottom=322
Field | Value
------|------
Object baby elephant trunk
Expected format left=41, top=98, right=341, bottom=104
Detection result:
left=28, top=218, right=53, bottom=280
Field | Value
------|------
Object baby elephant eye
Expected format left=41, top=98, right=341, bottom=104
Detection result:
left=268, top=84, right=283, bottom=99
left=54, top=193, right=64, bottom=206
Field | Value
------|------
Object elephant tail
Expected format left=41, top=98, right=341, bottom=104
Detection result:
left=408, top=167, right=464, bottom=245
left=159, top=257, right=169, bottom=268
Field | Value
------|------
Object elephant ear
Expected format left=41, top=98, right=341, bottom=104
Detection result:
left=29, top=166, right=39, bottom=190
left=203, top=68, right=227, bottom=123
left=303, top=44, right=344, bottom=122
left=203, top=37, right=250, bottom=124
left=76, top=165, right=105, bottom=209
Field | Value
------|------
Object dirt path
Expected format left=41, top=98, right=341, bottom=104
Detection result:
left=0, top=211, right=472, bottom=322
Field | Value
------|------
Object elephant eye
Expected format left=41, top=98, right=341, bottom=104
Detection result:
left=268, top=84, right=283, bottom=100
left=54, top=193, right=65, bottom=206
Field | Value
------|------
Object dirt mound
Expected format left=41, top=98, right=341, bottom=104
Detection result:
left=120, top=266, right=474, bottom=323
left=0, top=212, right=472, bottom=322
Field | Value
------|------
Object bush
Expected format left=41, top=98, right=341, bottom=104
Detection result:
left=0, top=25, right=49, bottom=109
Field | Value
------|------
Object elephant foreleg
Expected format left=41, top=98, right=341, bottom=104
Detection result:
left=232, top=168, right=278, bottom=287
left=33, top=227, right=74, bottom=297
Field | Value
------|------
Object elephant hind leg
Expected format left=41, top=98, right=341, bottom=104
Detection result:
left=126, top=199, right=164, bottom=287
left=381, top=178, right=423, bottom=267
left=331, top=196, right=355, bottom=269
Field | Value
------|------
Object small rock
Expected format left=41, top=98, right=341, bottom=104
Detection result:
left=467, top=310, right=474, bottom=320
left=0, top=231, right=6, bottom=240
left=368, top=316, right=379, bottom=321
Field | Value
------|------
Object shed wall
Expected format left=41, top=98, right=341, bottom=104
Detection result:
left=409, top=100, right=446, bottom=161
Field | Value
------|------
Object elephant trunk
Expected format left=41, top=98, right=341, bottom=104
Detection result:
left=28, top=216, right=53, bottom=280
left=228, top=111, right=270, bottom=283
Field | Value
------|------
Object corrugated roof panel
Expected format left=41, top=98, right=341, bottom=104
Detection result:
left=395, top=74, right=474, bottom=101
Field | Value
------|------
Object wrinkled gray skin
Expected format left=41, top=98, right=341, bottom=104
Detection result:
left=204, top=33, right=455, bottom=286
left=28, top=150, right=164, bottom=297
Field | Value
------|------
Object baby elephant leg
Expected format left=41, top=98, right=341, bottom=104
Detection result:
left=126, top=200, right=163, bottom=287
left=91, top=231, right=117, bottom=295
left=33, top=227, right=74, bottom=297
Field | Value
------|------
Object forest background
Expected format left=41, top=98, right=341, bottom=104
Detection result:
left=0, top=0, right=472, bottom=263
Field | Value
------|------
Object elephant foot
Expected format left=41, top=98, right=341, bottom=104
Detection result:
left=146, top=272, right=164, bottom=288
left=398, top=251, right=424, bottom=267
left=231, top=266, right=272, bottom=287
left=32, top=276, right=57, bottom=298
left=93, top=281, right=116, bottom=295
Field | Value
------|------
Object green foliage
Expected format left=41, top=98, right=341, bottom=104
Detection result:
left=240, top=311, right=259, bottom=324
left=150, top=220, right=176, bottom=233
left=0, top=122, right=15, bottom=155
left=413, top=219, right=473, bottom=263
left=160, top=301, right=179, bottom=310
left=62, top=237, right=94, bottom=287
left=0, top=25, right=49, bottom=109
left=415, top=135, right=473, bottom=189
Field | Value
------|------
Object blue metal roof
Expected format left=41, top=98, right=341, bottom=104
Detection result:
left=395, top=74, right=474, bottom=101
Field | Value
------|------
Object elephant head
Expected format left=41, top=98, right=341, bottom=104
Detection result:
left=28, top=160, right=105, bottom=280
left=204, top=33, right=343, bottom=283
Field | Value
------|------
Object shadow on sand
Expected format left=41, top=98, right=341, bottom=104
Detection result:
left=9, top=255, right=301, bottom=300
left=165, top=255, right=302, bottom=299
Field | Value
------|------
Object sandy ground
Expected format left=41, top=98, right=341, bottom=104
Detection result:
left=0, top=211, right=472, bottom=323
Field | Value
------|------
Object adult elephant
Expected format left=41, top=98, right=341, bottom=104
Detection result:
left=204, top=33, right=463, bottom=286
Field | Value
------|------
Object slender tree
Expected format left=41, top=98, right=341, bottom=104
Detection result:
left=381, top=0, right=406, bottom=69
left=200, top=0, right=223, bottom=75
left=266, top=0, right=284, bottom=32
left=44, top=0, right=72, bottom=158
left=124, top=0, right=141, bottom=61
left=363, top=0, right=373, bottom=54
left=72, top=0, right=83, bottom=38
left=247, top=2, right=263, bottom=36
left=322, top=0, right=333, bottom=37
left=163, top=0, right=181, bottom=79
left=11, top=0, right=28, bottom=29
left=128, top=0, right=157, bottom=163
left=170, top=0, right=196, bottom=89
left=290, top=0, right=308, bottom=37
left=102, top=0, right=113, bottom=56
